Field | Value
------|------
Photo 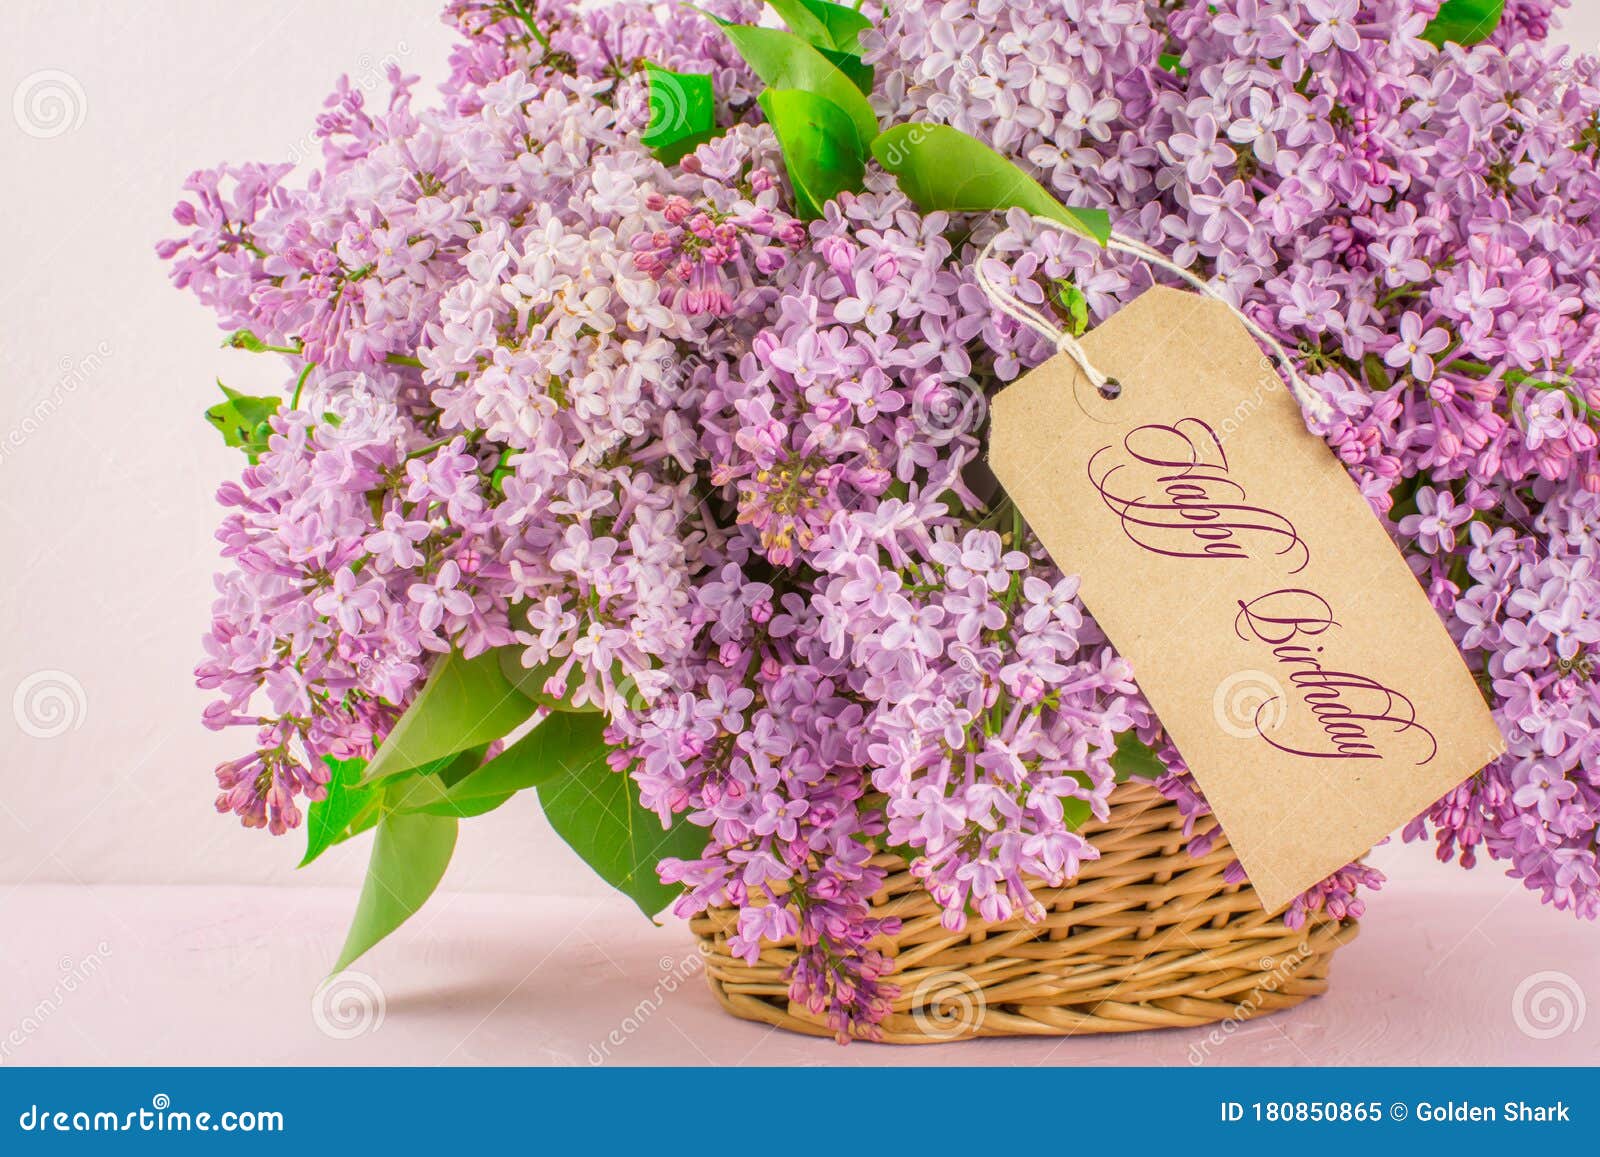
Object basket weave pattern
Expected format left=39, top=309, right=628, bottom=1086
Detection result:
left=692, top=780, right=1359, bottom=1043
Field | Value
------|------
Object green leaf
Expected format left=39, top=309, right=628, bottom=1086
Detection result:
left=204, top=380, right=279, bottom=462
left=870, top=123, right=1111, bottom=245
left=817, top=46, right=873, bottom=94
left=762, top=0, right=832, bottom=46
left=314, top=751, right=484, bottom=857
left=498, top=650, right=603, bottom=714
left=370, top=747, right=488, bottom=817
left=1422, top=0, right=1504, bottom=47
left=536, top=748, right=706, bottom=918
left=791, top=0, right=871, bottom=52
left=489, top=447, right=514, bottom=494
left=418, top=744, right=490, bottom=788
left=1362, top=352, right=1393, bottom=393
left=652, top=127, right=724, bottom=167
left=1110, top=731, right=1166, bottom=782
left=441, top=747, right=484, bottom=785
left=640, top=64, right=717, bottom=162
left=358, top=648, right=536, bottom=786
left=300, top=756, right=377, bottom=867
left=757, top=88, right=868, bottom=219
left=393, top=777, right=513, bottom=819
left=1051, top=279, right=1090, bottom=337
left=399, top=713, right=609, bottom=819
left=884, top=840, right=918, bottom=864
left=331, top=808, right=458, bottom=973
left=380, top=759, right=502, bottom=818
left=761, top=0, right=873, bottom=90
left=335, top=795, right=382, bottom=845
left=715, top=24, right=878, bottom=149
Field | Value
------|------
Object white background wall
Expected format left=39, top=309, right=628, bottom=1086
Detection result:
left=3, top=3, right=1598, bottom=894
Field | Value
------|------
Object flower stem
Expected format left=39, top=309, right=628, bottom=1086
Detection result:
left=289, top=362, right=315, bottom=411
left=506, top=0, right=551, bottom=50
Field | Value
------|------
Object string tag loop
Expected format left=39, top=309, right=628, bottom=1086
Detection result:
left=975, top=222, right=1336, bottom=424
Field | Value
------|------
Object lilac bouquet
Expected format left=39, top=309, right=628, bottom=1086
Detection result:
left=163, top=0, right=1598, bottom=1040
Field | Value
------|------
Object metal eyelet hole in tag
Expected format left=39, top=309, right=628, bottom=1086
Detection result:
left=1070, top=362, right=1122, bottom=425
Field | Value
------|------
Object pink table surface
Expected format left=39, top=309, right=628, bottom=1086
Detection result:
left=1, top=872, right=1595, bottom=1067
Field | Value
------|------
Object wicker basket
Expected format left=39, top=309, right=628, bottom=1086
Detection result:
left=691, top=779, right=1360, bottom=1043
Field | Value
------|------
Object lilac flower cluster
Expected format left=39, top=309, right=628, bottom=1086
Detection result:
left=872, top=0, right=1599, bottom=920
left=165, top=0, right=1598, bottom=1037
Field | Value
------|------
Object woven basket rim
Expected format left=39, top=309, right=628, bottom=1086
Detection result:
left=691, top=779, right=1359, bottom=1043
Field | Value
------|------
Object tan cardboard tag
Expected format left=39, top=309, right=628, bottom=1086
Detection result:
left=989, top=285, right=1505, bottom=913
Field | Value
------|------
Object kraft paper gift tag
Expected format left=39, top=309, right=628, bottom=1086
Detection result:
left=989, top=285, right=1505, bottom=913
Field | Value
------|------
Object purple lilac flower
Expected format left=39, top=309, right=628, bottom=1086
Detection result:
left=167, top=0, right=1598, bottom=1040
